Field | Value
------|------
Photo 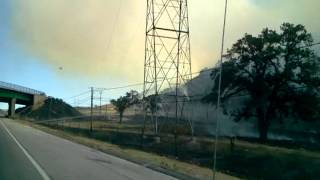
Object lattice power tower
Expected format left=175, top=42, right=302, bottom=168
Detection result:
left=143, top=0, right=192, bottom=97
left=143, top=0, right=192, bottom=136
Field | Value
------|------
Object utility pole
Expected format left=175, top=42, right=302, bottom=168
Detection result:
left=90, top=87, right=94, bottom=132
left=99, top=90, right=102, bottom=115
left=48, top=97, right=52, bottom=120
left=174, top=0, right=184, bottom=157
left=213, top=0, right=228, bottom=179
left=105, top=103, right=108, bottom=121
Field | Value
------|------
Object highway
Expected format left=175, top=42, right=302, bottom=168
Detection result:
left=0, top=118, right=177, bottom=180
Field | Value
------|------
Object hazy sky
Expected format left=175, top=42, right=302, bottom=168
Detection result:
left=0, top=0, right=319, bottom=106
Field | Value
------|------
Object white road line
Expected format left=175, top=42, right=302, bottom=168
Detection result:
left=0, top=120, right=51, bottom=180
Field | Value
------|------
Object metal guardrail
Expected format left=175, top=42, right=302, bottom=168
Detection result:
left=0, top=81, right=45, bottom=95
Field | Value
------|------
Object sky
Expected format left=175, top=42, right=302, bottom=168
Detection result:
left=0, top=0, right=319, bottom=107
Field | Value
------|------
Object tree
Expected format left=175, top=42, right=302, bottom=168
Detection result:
left=144, top=95, right=161, bottom=115
left=111, top=90, right=140, bottom=124
left=204, top=23, right=320, bottom=142
left=144, top=94, right=161, bottom=133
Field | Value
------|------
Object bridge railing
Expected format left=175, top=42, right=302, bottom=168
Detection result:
left=0, top=81, right=45, bottom=95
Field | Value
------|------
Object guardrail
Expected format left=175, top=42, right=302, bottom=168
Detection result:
left=0, top=81, right=45, bottom=95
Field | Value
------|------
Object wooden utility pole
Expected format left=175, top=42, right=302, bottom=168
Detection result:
left=90, top=87, right=94, bottom=132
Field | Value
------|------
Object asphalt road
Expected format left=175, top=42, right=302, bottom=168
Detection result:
left=0, top=118, right=177, bottom=180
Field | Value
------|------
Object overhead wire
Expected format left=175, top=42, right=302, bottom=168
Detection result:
left=104, top=0, right=123, bottom=61
left=62, top=90, right=90, bottom=101
left=65, top=39, right=320, bottom=104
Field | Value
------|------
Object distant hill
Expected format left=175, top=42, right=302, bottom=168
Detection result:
left=17, top=98, right=81, bottom=120
left=75, top=104, right=116, bottom=115
left=184, top=68, right=214, bottom=97
left=160, top=68, right=214, bottom=100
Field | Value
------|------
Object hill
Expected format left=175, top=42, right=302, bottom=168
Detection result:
left=17, top=97, right=81, bottom=120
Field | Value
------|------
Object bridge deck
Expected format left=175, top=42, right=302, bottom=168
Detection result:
left=0, top=81, right=45, bottom=96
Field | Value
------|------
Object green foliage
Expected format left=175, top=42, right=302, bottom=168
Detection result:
left=144, top=94, right=161, bottom=115
left=204, top=23, right=320, bottom=141
left=111, top=90, right=140, bottom=123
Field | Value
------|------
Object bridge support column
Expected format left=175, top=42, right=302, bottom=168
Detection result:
left=8, top=98, right=16, bottom=117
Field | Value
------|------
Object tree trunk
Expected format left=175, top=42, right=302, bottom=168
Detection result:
left=258, top=121, right=268, bottom=143
left=119, top=112, right=123, bottom=124
left=258, top=118, right=269, bottom=143
left=257, top=107, right=270, bottom=143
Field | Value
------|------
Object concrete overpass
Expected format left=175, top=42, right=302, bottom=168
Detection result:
left=0, top=81, right=46, bottom=117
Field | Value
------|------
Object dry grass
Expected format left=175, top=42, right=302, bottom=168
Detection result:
left=18, top=119, right=240, bottom=180
left=25, top=119, right=320, bottom=179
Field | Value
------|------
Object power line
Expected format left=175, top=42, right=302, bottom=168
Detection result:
left=63, top=41, right=320, bottom=103
left=100, top=83, right=144, bottom=91
left=104, top=0, right=123, bottom=60
left=63, top=90, right=90, bottom=101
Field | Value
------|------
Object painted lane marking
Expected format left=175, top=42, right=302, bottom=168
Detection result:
left=0, top=120, right=51, bottom=180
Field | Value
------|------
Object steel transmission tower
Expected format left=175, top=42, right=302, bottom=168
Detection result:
left=144, top=0, right=192, bottom=97
left=143, top=0, right=192, bottom=136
